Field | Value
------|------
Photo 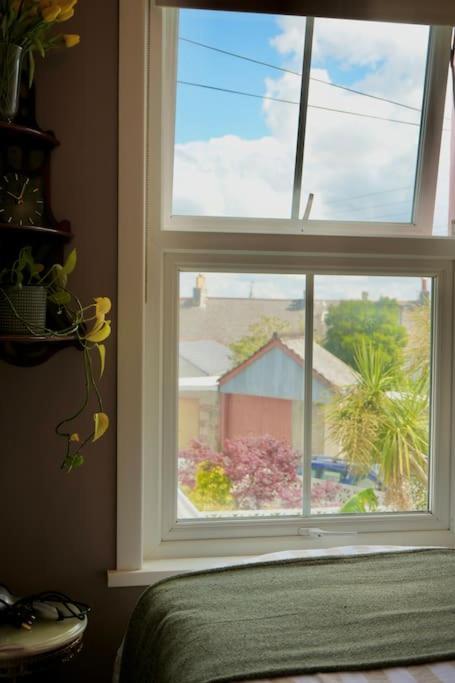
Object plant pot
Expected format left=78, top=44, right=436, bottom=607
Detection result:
left=0, top=43, right=24, bottom=123
left=0, top=286, right=47, bottom=335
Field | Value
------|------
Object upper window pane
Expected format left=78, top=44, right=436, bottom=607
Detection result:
left=300, top=19, right=429, bottom=223
left=171, top=11, right=432, bottom=224
left=173, top=10, right=302, bottom=218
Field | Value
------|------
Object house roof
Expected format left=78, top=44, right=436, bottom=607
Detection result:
left=179, top=340, right=232, bottom=376
left=219, top=335, right=357, bottom=390
left=180, top=297, right=326, bottom=344
left=282, top=336, right=357, bottom=388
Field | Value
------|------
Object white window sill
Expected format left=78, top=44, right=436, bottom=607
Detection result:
left=107, top=555, right=256, bottom=587
left=107, top=527, right=455, bottom=587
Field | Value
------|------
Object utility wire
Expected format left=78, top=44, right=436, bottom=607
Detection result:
left=324, top=186, right=412, bottom=206
left=179, top=36, right=423, bottom=114
left=178, top=80, right=421, bottom=127
left=328, top=198, right=412, bottom=214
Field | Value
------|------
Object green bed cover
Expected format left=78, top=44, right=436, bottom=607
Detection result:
left=120, top=548, right=455, bottom=683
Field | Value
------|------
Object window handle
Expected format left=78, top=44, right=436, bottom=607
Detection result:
left=298, top=527, right=358, bottom=539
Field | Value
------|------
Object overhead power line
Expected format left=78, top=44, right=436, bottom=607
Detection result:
left=179, top=36, right=423, bottom=114
left=177, top=80, right=421, bottom=127
left=324, top=186, right=412, bottom=206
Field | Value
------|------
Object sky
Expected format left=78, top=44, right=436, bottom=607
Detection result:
left=179, top=272, right=428, bottom=302
left=172, top=10, right=451, bottom=232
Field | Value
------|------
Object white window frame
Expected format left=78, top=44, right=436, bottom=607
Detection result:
left=114, top=0, right=455, bottom=585
left=159, top=253, right=452, bottom=545
left=161, top=9, right=452, bottom=237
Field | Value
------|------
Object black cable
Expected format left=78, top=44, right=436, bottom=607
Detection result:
left=177, top=80, right=422, bottom=127
left=179, top=36, right=424, bottom=113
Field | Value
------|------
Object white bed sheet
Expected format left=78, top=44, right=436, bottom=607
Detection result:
left=113, top=545, right=455, bottom=683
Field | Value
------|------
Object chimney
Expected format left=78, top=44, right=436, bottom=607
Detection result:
left=361, top=291, right=369, bottom=301
left=193, top=273, right=207, bottom=308
left=420, top=278, right=429, bottom=304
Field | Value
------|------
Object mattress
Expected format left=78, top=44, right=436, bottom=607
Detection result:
left=114, top=545, right=455, bottom=683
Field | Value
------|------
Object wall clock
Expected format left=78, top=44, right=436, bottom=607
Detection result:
left=0, top=122, right=71, bottom=236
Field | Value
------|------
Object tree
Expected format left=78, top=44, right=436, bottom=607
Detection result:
left=323, top=298, right=407, bottom=369
left=229, top=316, right=291, bottom=367
left=405, top=299, right=431, bottom=385
left=178, top=435, right=301, bottom=510
left=328, top=340, right=429, bottom=511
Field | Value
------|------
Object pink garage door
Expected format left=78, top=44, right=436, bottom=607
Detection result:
left=221, top=394, right=292, bottom=445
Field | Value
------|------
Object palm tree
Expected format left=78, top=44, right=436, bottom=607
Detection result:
left=328, top=339, right=429, bottom=511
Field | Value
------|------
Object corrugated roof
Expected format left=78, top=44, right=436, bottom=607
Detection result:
left=282, top=336, right=358, bottom=388
left=179, top=340, right=232, bottom=376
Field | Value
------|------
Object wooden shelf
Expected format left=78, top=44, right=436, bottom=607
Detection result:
left=0, top=334, right=78, bottom=367
left=0, top=334, right=77, bottom=343
left=0, top=222, right=72, bottom=241
left=0, top=121, right=59, bottom=148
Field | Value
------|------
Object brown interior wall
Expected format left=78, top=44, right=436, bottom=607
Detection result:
left=1, top=1, right=143, bottom=680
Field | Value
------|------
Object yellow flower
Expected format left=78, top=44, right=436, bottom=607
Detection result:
left=41, top=4, right=61, bottom=21
left=59, top=0, right=78, bottom=9
left=70, top=433, right=80, bottom=442
left=63, top=33, right=80, bottom=47
left=57, top=7, right=75, bottom=21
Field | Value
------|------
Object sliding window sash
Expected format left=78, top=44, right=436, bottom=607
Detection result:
left=161, top=11, right=452, bottom=237
left=154, top=0, right=455, bottom=28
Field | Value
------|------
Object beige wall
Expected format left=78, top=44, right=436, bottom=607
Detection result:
left=1, top=2, right=143, bottom=680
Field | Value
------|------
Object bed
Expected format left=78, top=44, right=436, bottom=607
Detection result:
left=115, top=546, right=455, bottom=683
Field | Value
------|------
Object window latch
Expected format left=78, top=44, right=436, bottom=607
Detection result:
left=298, top=527, right=358, bottom=539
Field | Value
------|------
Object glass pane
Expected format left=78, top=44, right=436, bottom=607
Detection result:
left=433, top=65, right=453, bottom=236
left=312, top=275, right=432, bottom=515
left=300, top=19, right=429, bottom=222
left=172, top=10, right=303, bottom=218
left=177, top=272, right=306, bottom=519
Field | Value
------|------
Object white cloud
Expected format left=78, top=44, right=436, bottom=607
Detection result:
left=172, top=17, right=450, bottom=233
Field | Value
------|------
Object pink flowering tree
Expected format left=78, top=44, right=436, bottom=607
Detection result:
left=178, top=435, right=302, bottom=510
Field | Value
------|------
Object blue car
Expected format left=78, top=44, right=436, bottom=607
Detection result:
left=311, top=456, right=380, bottom=487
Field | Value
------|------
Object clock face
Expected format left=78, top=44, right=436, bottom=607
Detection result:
left=0, top=172, right=44, bottom=227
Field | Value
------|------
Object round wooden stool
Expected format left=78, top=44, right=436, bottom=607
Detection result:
left=0, top=617, right=87, bottom=681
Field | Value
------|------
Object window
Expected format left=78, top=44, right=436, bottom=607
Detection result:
left=163, top=10, right=452, bottom=236
left=160, top=254, right=451, bottom=547
left=116, top=1, right=455, bottom=578
left=175, top=271, right=434, bottom=521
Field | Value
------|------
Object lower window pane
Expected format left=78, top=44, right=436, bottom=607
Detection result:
left=312, top=275, right=432, bottom=514
left=176, top=271, right=432, bottom=520
left=178, top=272, right=306, bottom=519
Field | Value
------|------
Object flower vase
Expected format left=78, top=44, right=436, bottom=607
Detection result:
left=0, top=43, right=23, bottom=123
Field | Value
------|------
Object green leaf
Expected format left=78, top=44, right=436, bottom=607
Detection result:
left=28, top=51, right=35, bottom=88
left=62, top=249, right=77, bottom=276
left=48, top=290, right=72, bottom=305
left=341, top=488, right=379, bottom=514
left=52, top=264, right=68, bottom=288
left=73, top=454, right=84, bottom=468
left=96, top=343, right=106, bottom=378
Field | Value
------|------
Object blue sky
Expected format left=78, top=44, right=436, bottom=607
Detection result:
left=176, top=11, right=287, bottom=142
left=176, top=12, right=404, bottom=144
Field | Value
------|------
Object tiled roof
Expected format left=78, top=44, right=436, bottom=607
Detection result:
left=179, top=297, right=329, bottom=344
left=179, top=340, right=232, bottom=376
left=282, top=336, right=358, bottom=388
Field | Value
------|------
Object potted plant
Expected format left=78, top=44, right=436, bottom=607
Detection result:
left=0, top=246, right=47, bottom=333
left=0, top=0, right=80, bottom=122
left=0, top=246, right=111, bottom=471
